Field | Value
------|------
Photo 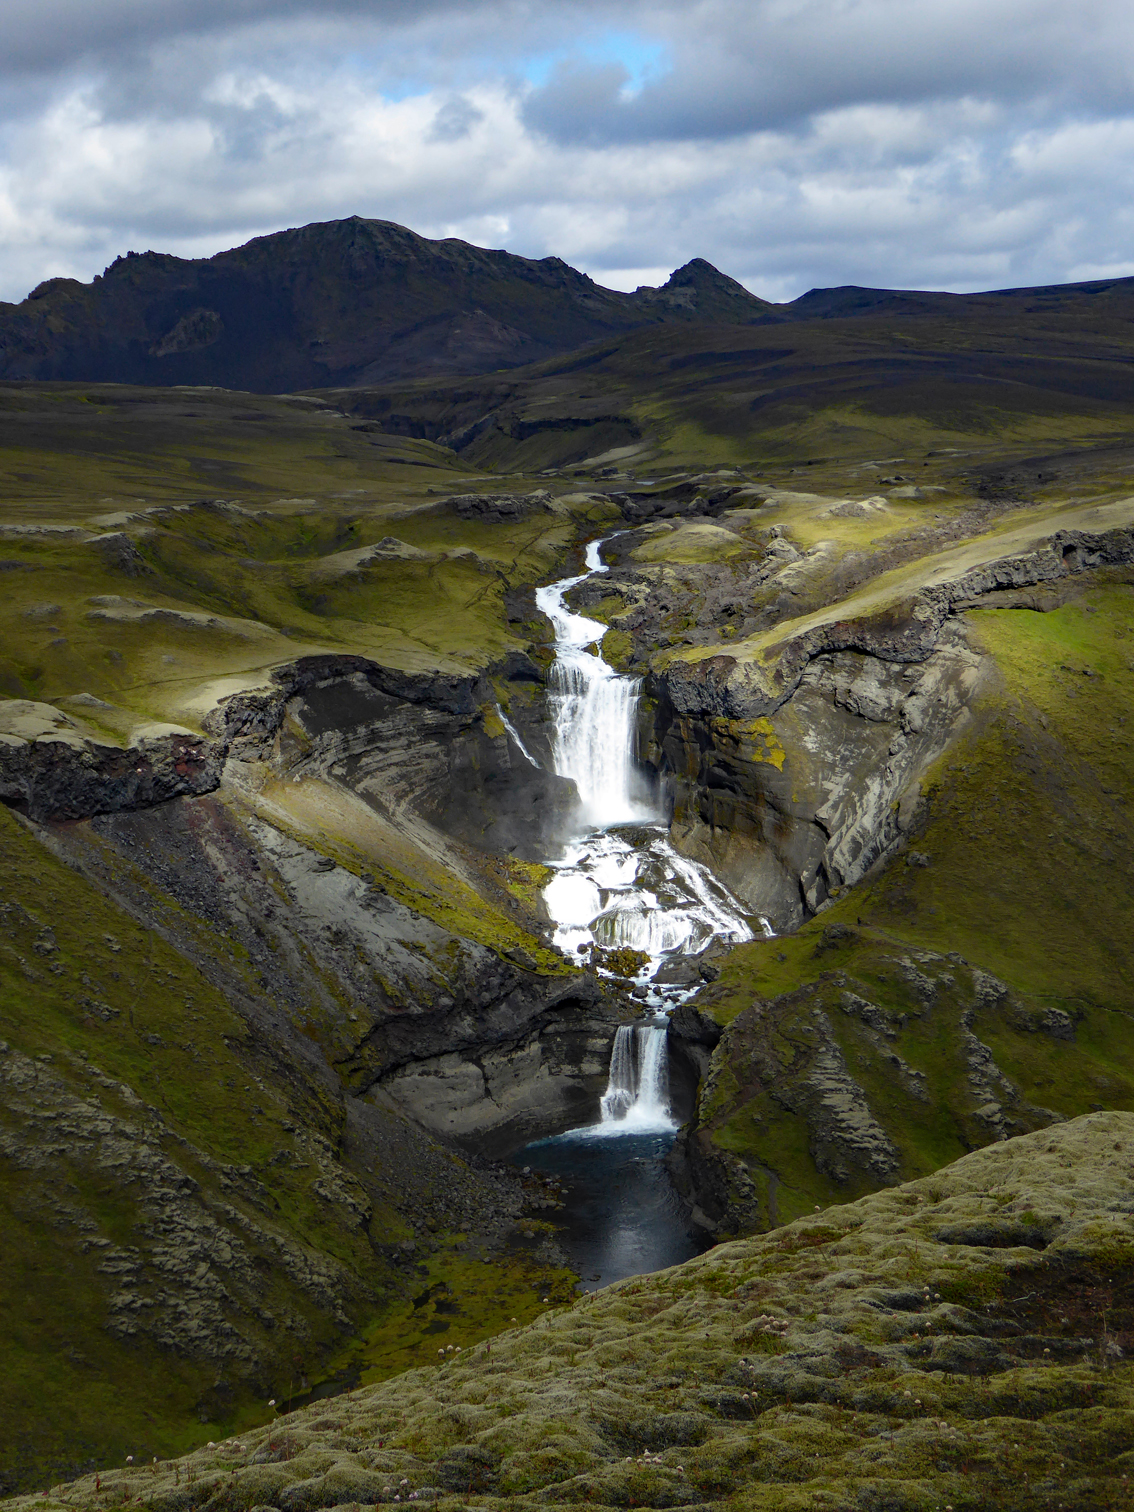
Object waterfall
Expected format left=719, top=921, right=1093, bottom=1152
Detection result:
left=536, top=534, right=756, bottom=1136
left=598, top=1024, right=674, bottom=1133
left=496, top=705, right=540, bottom=768
left=534, top=555, right=652, bottom=829
left=545, top=665, right=645, bottom=826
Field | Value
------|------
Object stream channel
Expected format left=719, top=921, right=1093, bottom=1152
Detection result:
left=510, top=539, right=758, bottom=1289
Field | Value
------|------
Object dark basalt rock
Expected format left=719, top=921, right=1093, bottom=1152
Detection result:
left=0, top=217, right=772, bottom=390
left=0, top=724, right=221, bottom=822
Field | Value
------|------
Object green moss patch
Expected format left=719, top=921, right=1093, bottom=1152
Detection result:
left=17, top=1115, right=1134, bottom=1512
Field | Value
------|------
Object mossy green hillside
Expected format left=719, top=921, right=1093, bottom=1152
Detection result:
left=16, top=1114, right=1134, bottom=1512
left=0, top=504, right=578, bottom=726
left=0, top=385, right=624, bottom=730
left=0, top=385, right=467, bottom=517
left=325, top=1246, right=579, bottom=1391
left=358, top=302, right=1134, bottom=482
left=0, top=799, right=590, bottom=1492
left=684, top=581, right=1134, bottom=1226
left=0, top=802, right=405, bottom=1488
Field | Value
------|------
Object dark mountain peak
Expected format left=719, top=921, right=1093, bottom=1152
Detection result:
left=666, top=256, right=743, bottom=289
left=632, top=256, right=775, bottom=324
left=0, top=214, right=772, bottom=389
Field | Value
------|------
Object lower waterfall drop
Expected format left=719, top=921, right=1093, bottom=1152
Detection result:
left=599, top=1025, right=675, bottom=1132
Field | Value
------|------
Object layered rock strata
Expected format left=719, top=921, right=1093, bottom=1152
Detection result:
left=668, top=934, right=1067, bottom=1235
left=650, top=522, right=1134, bottom=927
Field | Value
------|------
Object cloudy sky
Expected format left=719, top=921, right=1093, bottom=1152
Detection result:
left=1, top=0, right=1133, bottom=305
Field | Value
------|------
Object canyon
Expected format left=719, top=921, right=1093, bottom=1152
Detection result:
left=3, top=265, right=1134, bottom=1501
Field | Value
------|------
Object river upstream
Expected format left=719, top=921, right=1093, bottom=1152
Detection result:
left=511, top=538, right=757, bottom=1287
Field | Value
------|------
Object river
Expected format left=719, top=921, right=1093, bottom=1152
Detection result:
left=510, top=537, right=757, bottom=1288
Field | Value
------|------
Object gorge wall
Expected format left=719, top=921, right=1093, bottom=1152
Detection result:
left=548, top=490, right=1134, bottom=1238
left=0, top=630, right=641, bottom=1490
left=650, top=523, right=1134, bottom=1238
left=6, top=456, right=1134, bottom=1491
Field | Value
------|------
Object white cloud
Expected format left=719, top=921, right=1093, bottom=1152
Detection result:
left=2, top=1, right=1134, bottom=306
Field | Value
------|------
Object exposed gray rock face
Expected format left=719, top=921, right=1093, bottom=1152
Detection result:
left=661, top=523, right=1134, bottom=724
left=274, top=662, right=575, bottom=861
left=802, top=1013, right=903, bottom=1184
left=0, top=649, right=565, bottom=857
left=206, top=652, right=574, bottom=860
left=42, top=791, right=619, bottom=1155
left=653, top=624, right=987, bottom=929
left=4, top=642, right=624, bottom=1161
left=670, top=942, right=1065, bottom=1236
left=650, top=523, right=1134, bottom=928
left=380, top=1009, right=617, bottom=1154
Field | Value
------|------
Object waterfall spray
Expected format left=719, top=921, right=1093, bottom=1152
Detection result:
left=599, top=1024, right=674, bottom=1133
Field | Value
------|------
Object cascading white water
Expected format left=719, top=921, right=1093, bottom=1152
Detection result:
left=496, top=704, right=540, bottom=768
left=537, top=535, right=758, bottom=1132
left=534, top=541, right=653, bottom=828
left=597, top=1024, right=673, bottom=1133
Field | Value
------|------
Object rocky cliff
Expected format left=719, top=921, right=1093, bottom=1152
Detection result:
left=0, top=616, right=637, bottom=1489
left=551, top=483, right=1134, bottom=1238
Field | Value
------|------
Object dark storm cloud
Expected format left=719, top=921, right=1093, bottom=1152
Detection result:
left=523, top=0, right=1134, bottom=144
left=0, top=0, right=458, bottom=75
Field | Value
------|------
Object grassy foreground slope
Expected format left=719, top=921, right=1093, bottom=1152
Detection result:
left=12, top=1112, right=1134, bottom=1512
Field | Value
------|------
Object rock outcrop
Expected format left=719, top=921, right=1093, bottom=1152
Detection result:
left=650, top=519, right=1134, bottom=927
left=669, top=932, right=1077, bottom=1237
left=0, top=700, right=221, bottom=821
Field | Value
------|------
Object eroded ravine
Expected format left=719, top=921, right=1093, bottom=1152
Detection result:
left=515, top=538, right=755, bottom=1284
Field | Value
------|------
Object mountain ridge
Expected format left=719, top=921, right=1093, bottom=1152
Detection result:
left=0, top=215, right=774, bottom=391
left=7, top=214, right=1134, bottom=394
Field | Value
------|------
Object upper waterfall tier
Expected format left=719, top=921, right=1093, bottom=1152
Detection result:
left=534, top=541, right=656, bottom=829
left=537, top=536, right=754, bottom=986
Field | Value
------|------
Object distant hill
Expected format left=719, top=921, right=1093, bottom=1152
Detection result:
left=327, top=265, right=1134, bottom=472
left=6, top=214, right=1134, bottom=393
left=0, top=217, right=774, bottom=390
